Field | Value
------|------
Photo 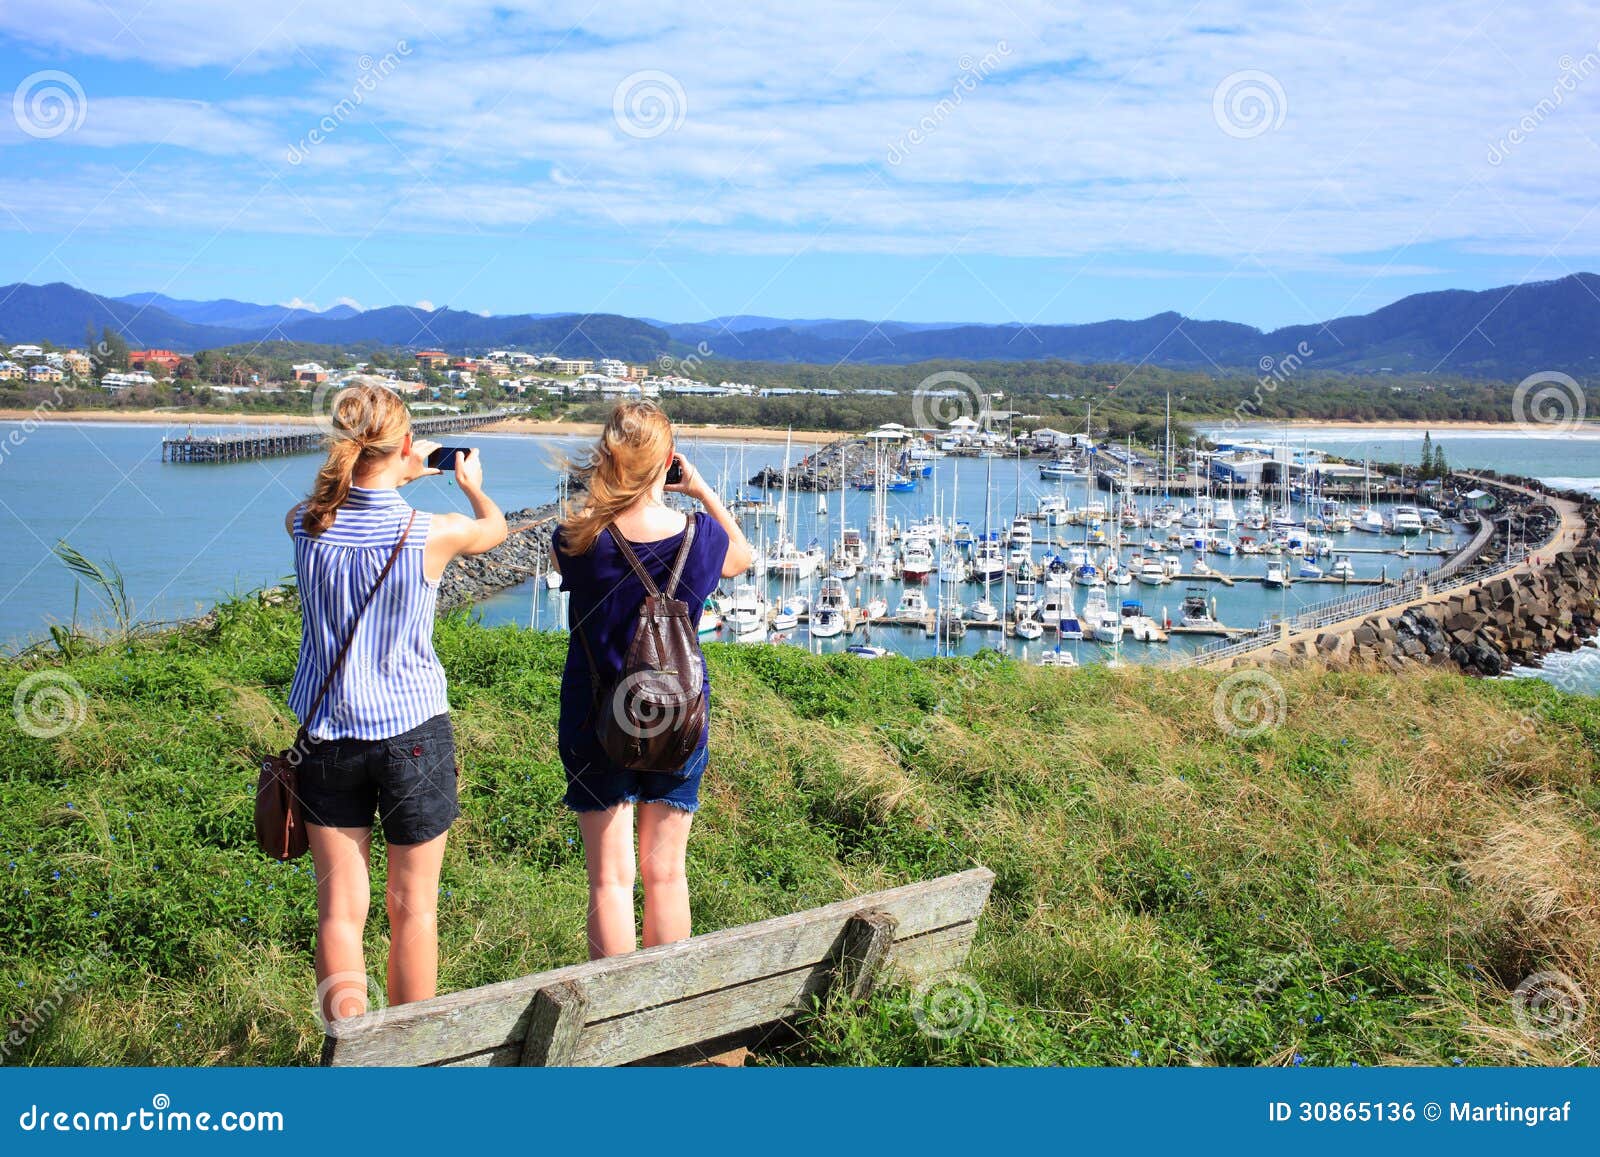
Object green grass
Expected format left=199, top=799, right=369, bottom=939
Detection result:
left=2, top=594, right=1598, bottom=1066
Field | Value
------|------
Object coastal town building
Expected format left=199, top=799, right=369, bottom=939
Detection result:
left=7, top=344, right=44, bottom=360
left=414, top=349, right=449, bottom=370
left=292, top=362, right=329, bottom=383
left=100, top=370, right=159, bottom=391
left=130, top=349, right=182, bottom=372
left=28, top=364, right=64, bottom=383
left=0, top=360, right=23, bottom=381
left=61, top=350, right=93, bottom=376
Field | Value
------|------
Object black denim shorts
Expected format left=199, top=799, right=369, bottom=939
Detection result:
left=296, top=713, right=459, bottom=845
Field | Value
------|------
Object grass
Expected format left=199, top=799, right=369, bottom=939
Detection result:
left=2, top=592, right=1598, bottom=1067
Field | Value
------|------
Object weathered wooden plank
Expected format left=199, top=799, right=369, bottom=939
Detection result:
left=836, top=909, right=898, bottom=1001
left=518, top=981, right=587, bottom=1067
left=431, top=918, right=980, bottom=1068
left=325, top=867, right=993, bottom=1067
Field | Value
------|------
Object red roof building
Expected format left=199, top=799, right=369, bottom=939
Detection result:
left=130, top=349, right=182, bottom=371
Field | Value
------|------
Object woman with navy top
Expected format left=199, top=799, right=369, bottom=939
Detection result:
left=552, top=401, right=754, bottom=958
left=285, top=384, right=507, bottom=1023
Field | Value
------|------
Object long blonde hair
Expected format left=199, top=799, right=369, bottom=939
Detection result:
left=560, top=400, right=674, bottom=554
left=301, top=384, right=412, bottom=537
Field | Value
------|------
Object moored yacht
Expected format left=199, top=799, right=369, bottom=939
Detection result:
left=1388, top=505, right=1424, bottom=536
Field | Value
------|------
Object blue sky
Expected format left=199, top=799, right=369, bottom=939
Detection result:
left=1, top=1, right=1599, bottom=329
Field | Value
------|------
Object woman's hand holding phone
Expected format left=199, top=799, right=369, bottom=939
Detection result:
left=663, top=453, right=706, bottom=501
left=405, top=438, right=444, bottom=484
left=454, top=448, right=485, bottom=493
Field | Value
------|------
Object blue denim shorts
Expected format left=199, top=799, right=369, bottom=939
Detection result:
left=562, top=740, right=707, bottom=814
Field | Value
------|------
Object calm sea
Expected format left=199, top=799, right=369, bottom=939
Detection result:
left=2, top=420, right=1596, bottom=687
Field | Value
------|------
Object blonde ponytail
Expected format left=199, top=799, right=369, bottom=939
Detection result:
left=300, top=384, right=412, bottom=537
left=560, top=400, right=675, bottom=554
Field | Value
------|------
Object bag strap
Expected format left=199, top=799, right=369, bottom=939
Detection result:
left=305, top=509, right=418, bottom=727
left=575, top=515, right=698, bottom=692
left=610, top=516, right=696, bottom=599
left=609, top=526, right=662, bottom=599
left=664, top=517, right=697, bottom=599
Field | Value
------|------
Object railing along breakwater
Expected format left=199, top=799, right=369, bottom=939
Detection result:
left=161, top=409, right=524, bottom=462
left=1186, top=473, right=1595, bottom=676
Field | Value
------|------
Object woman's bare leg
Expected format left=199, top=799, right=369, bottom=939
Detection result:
left=385, top=831, right=449, bottom=1006
left=637, top=802, right=694, bottom=948
left=578, top=804, right=637, bottom=959
left=308, top=824, right=372, bottom=1022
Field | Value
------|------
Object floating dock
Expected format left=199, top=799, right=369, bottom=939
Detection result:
left=161, top=410, right=521, bottom=463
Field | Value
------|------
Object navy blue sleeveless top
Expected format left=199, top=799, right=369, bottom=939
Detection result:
left=554, top=511, right=729, bottom=772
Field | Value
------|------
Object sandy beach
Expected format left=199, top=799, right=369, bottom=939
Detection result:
left=5, top=407, right=1581, bottom=440
left=0, top=408, right=840, bottom=443
left=477, top=417, right=837, bottom=443
left=1219, top=418, right=1600, bottom=434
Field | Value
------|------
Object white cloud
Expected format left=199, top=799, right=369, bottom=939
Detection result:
left=1, top=1, right=1599, bottom=275
left=414, top=300, right=435, bottom=311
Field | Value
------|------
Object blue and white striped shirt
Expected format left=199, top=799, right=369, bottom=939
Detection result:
left=289, top=486, right=450, bottom=740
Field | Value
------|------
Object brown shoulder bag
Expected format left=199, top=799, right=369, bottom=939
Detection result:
left=255, top=510, right=417, bottom=860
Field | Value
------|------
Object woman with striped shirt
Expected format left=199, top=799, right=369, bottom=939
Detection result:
left=284, top=384, right=506, bottom=1024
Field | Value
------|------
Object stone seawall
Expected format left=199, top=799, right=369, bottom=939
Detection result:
left=1278, top=481, right=1600, bottom=677
left=437, top=504, right=561, bottom=610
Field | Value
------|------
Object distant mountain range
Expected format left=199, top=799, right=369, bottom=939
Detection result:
left=3, top=275, right=1599, bottom=379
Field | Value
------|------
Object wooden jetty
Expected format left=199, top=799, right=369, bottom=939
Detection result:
left=161, top=409, right=522, bottom=463
left=322, top=868, right=995, bottom=1067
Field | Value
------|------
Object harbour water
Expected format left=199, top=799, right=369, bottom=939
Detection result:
left=3, top=420, right=1597, bottom=685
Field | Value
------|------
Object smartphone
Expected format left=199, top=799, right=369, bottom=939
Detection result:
left=427, top=446, right=469, bottom=471
left=665, top=455, right=683, bottom=485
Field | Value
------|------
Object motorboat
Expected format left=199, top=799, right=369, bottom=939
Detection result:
left=1389, top=505, right=1424, bottom=536
left=1039, top=457, right=1088, bottom=480
left=896, top=588, right=928, bottom=619
left=817, top=575, right=849, bottom=612
left=1137, top=558, right=1168, bottom=585
left=768, top=540, right=824, bottom=579
left=1008, top=516, right=1034, bottom=551
left=1040, top=588, right=1074, bottom=629
left=1037, top=648, right=1079, bottom=668
left=697, top=596, right=722, bottom=636
left=1263, top=561, right=1288, bottom=589
left=1330, top=555, right=1356, bottom=581
left=969, top=598, right=999, bottom=622
left=1181, top=588, right=1216, bottom=627
left=900, top=536, right=935, bottom=583
left=1013, top=569, right=1040, bottom=621
left=1352, top=506, right=1385, bottom=534
left=729, top=583, right=768, bottom=636
left=1297, top=559, right=1324, bottom=579
left=1083, top=584, right=1123, bottom=644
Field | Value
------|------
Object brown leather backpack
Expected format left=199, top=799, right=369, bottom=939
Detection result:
left=577, top=519, right=707, bottom=775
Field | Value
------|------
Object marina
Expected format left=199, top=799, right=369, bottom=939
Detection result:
left=0, top=418, right=1550, bottom=672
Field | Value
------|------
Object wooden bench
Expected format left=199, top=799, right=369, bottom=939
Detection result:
left=322, top=867, right=995, bottom=1067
